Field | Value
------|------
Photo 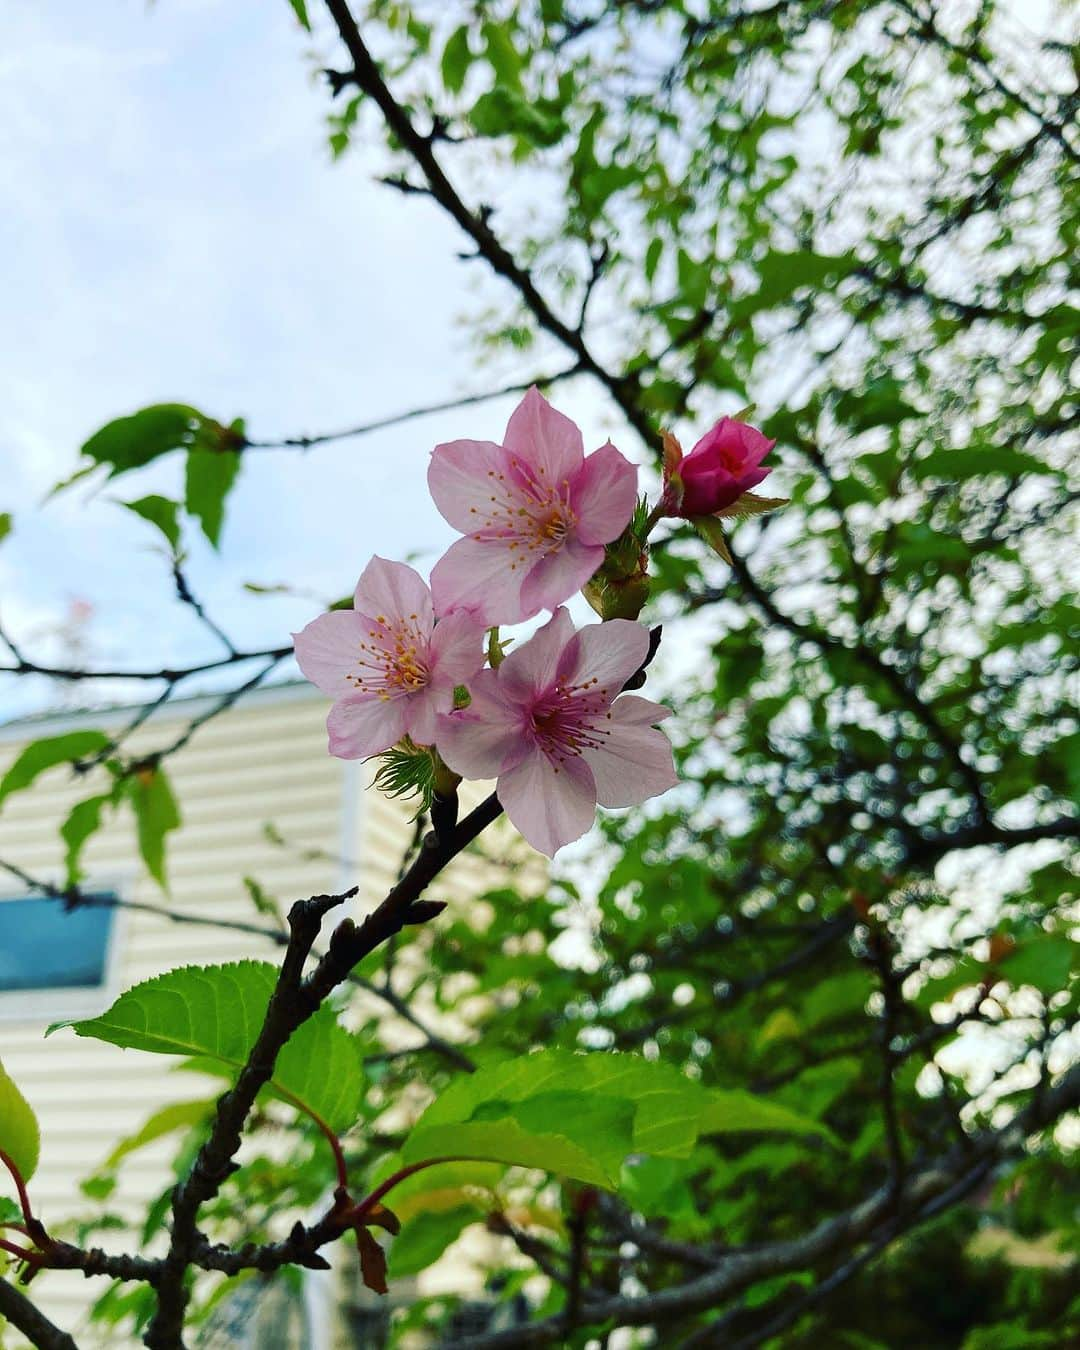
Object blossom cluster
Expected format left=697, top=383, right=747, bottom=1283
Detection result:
left=294, top=388, right=776, bottom=856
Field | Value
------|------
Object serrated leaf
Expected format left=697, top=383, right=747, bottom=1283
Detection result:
left=121, top=495, right=182, bottom=550
left=712, top=492, right=789, bottom=521
left=185, top=447, right=242, bottom=549
left=102, top=1098, right=215, bottom=1172
left=401, top=1051, right=832, bottom=1190
left=0, top=1057, right=40, bottom=1183
left=693, top=516, right=733, bottom=563
left=0, top=731, right=111, bottom=809
left=53, top=961, right=365, bottom=1135
left=126, top=766, right=181, bottom=891
left=81, top=404, right=204, bottom=477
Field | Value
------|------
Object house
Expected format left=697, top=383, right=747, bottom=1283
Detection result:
left=0, top=682, right=524, bottom=1347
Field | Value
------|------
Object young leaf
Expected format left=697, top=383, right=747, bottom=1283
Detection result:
left=185, top=447, right=242, bottom=549
left=389, top=1206, right=478, bottom=1278
left=286, top=0, right=311, bottom=30
left=121, top=495, right=182, bottom=551
left=693, top=516, right=733, bottom=563
left=101, top=1098, right=215, bottom=1172
left=80, top=404, right=205, bottom=477
left=126, top=766, right=181, bottom=891
left=52, top=961, right=365, bottom=1135
left=0, top=731, right=111, bottom=810
left=0, top=1057, right=40, bottom=1183
left=61, top=787, right=122, bottom=886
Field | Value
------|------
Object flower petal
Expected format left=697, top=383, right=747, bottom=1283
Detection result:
left=519, top=537, right=604, bottom=618
left=503, top=386, right=584, bottom=486
left=583, top=694, right=679, bottom=809
left=428, top=439, right=513, bottom=533
left=557, top=618, right=651, bottom=698
left=403, top=684, right=449, bottom=748
left=571, top=442, right=639, bottom=546
left=431, top=535, right=527, bottom=626
left=429, top=610, right=486, bottom=684
left=436, top=671, right=528, bottom=780
left=326, top=694, right=408, bottom=759
left=497, top=749, right=597, bottom=857
left=498, top=608, right=575, bottom=702
left=354, top=556, right=434, bottom=632
left=292, top=610, right=371, bottom=699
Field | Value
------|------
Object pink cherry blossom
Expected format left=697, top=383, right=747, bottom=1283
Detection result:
left=663, top=417, right=775, bottom=517
left=293, top=556, right=483, bottom=759
left=428, top=387, right=638, bottom=625
left=436, top=608, right=678, bottom=856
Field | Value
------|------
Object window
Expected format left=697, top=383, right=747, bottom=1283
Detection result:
left=0, top=894, right=119, bottom=1019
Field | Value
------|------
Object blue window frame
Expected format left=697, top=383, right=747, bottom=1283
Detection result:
left=0, top=895, right=116, bottom=993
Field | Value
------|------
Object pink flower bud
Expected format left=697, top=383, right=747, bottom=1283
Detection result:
left=664, top=417, right=775, bottom=518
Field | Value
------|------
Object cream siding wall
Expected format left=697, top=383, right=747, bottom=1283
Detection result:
left=0, top=686, right=358, bottom=1346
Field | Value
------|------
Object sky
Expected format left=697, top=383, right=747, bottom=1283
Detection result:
left=0, top=0, right=631, bottom=720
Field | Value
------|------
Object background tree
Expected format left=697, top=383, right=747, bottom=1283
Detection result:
left=0, top=1, right=1077, bottom=1347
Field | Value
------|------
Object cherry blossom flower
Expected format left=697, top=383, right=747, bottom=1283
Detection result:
left=428, top=387, right=638, bottom=625
left=293, top=556, right=483, bottom=758
left=436, top=608, right=678, bottom=856
left=662, top=417, right=775, bottom=518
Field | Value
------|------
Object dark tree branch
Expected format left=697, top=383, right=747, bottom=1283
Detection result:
left=0, top=1279, right=79, bottom=1350
left=144, top=793, right=502, bottom=1345
left=320, top=0, right=654, bottom=448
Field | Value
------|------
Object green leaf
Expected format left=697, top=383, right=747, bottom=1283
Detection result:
left=470, top=89, right=565, bottom=147
left=185, top=446, right=242, bottom=549
left=81, top=404, right=204, bottom=477
left=286, top=0, right=311, bottom=30
left=53, top=961, right=365, bottom=1135
left=733, top=249, right=858, bottom=318
left=909, top=446, right=1059, bottom=483
left=126, top=766, right=181, bottom=891
left=61, top=788, right=121, bottom=887
left=121, top=495, right=182, bottom=551
left=835, top=378, right=919, bottom=431
left=482, top=20, right=523, bottom=91
left=0, top=512, right=11, bottom=545
left=644, top=237, right=663, bottom=284
left=0, top=731, right=111, bottom=809
left=0, top=1057, right=40, bottom=1182
left=389, top=1206, right=478, bottom=1278
left=997, top=934, right=1075, bottom=995
left=441, top=25, right=472, bottom=94
left=402, top=1051, right=832, bottom=1190
left=102, top=1098, right=215, bottom=1172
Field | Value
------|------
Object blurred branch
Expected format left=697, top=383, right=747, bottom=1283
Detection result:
left=243, top=368, right=581, bottom=452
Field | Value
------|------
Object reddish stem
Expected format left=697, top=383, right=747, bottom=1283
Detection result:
left=0, top=1149, right=35, bottom=1230
left=272, top=1091, right=349, bottom=1194
left=0, top=1222, right=31, bottom=1238
left=350, top=1155, right=469, bottom=1222
left=0, top=1237, right=33, bottom=1263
